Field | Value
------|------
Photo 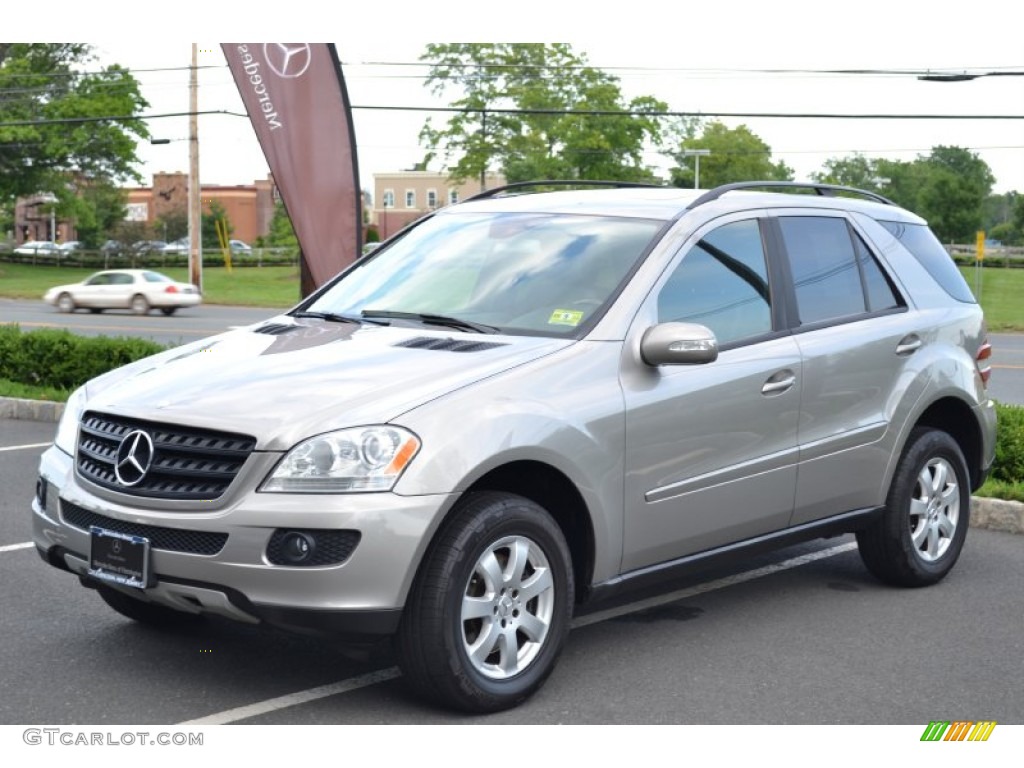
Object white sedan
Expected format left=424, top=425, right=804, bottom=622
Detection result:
left=43, top=269, right=202, bottom=316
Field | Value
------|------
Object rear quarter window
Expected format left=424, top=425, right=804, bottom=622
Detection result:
left=878, top=221, right=975, bottom=304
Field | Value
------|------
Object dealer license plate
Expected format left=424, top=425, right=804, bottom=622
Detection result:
left=88, top=526, right=151, bottom=589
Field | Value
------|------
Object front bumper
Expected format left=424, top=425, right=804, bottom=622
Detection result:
left=32, top=445, right=455, bottom=640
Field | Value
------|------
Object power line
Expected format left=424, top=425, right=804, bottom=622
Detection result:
left=3, top=104, right=1023, bottom=131
left=351, top=104, right=1024, bottom=121
left=0, top=64, right=223, bottom=81
left=0, top=109, right=247, bottom=128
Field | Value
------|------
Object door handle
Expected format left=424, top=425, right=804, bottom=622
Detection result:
left=762, top=371, right=796, bottom=395
left=896, top=334, right=922, bottom=356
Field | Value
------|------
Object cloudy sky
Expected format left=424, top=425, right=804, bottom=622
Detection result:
left=56, top=1, right=1024, bottom=194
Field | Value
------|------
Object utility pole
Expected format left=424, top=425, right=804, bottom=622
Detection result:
left=188, top=43, right=203, bottom=291
left=682, top=149, right=711, bottom=189
left=479, top=109, right=488, bottom=191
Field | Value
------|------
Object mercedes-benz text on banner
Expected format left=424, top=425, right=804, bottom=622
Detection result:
left=222, top=43, right=362, bottom=296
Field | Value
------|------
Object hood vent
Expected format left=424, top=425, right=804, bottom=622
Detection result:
left=394, top=337, right=508, bottom=353
left=253, top=323, right=300, bottom=336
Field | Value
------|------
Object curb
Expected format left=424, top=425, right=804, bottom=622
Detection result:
left=971, top=496, right=1024, bottom=535
left=1, top=397, right=1022, bottom=534
left=0, top=396, right=65, bottom=422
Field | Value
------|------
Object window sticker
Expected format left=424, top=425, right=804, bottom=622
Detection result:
left=548, top=309, right=585, bottom=326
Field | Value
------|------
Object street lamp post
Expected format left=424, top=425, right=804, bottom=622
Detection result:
left=38, top=192, right=58, bottom=242
left=682, top=149, right=711, bottom=190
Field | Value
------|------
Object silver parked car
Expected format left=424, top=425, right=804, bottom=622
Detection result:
left=14, top=240, right=61, bottom=257
left=33, top=181, right=996, bottom=713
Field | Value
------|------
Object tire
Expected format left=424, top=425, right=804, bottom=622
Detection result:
left=89, top=308, right=103, bottom=314
left=130, top=294, right=149, bottom=315
left=160, top=307, right=177, bottom=316
left=56, top=293, right=75, bottom=313
left=857, top=427, right=970, bottom=587
left=97, top=584, right=204, bottom=628
left=395, top=491, right=574, bottom=713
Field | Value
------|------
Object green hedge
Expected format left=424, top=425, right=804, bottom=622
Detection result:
left=0, top=325, right=167, bottom=392
left=992, top=401, right=1024, bottom=484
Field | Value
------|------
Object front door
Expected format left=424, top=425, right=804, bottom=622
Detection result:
left=621, top=217, right=801, bottom=571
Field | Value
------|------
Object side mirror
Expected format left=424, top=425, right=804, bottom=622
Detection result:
left=640, top=322, right=719, bottom=366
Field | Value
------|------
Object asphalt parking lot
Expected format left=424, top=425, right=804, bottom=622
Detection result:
left=2, top=417, right=1022, bottom=730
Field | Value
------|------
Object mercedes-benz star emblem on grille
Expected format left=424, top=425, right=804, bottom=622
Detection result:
left=114, top=430, right=155, bottom=487
left=263, top=43, right=312, bottom=79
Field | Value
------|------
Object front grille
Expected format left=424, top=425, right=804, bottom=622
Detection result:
left=266, top=529, right=361, bottom=567
left=61, top=500, right=228, bottom=556
left=76, top=411, right=256, bottom=500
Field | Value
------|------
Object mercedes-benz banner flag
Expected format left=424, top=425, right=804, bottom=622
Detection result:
left=223, top=43, right=362, bottom=297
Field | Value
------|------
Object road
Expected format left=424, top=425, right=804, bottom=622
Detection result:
left=2, top=418, right=1022, bottom=731
left=990, top=332, right=1024, bottom=406
left=0, top=298, right=283, bottom=347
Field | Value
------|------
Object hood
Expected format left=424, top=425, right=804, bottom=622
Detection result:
left=83, top=316, right=571, bottom=450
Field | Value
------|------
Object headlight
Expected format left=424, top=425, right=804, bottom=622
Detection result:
left=54, top=385, right=89, bottom=456
left=261, top=426, right=421, bottom=493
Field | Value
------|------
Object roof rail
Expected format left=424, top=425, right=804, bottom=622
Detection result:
left=463, top=179, right=664, bottom=203
left=686, top=181, right=896, bottom=210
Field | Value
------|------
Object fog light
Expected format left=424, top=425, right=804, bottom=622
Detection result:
left=279, top=531, right=316, bottom=565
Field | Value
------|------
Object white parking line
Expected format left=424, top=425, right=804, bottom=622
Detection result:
left=0, top=542, right=35, bottom=553
left=179, top=668, right=402, bottom=725
left=0, top=442, right=51, bottom=452
left=178, top=542, right=857, bottom=725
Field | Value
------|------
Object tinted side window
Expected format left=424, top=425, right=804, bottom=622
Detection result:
left=853, top=232, right=901, bottom=312
left=779, top=217, right=866, bottom=324
left=657, top=219, right=772, bottom=345
left=879, top=220, right=976, bottom=304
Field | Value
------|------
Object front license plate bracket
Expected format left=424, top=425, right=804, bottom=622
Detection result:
left=88, top=526, right=151, bottom=589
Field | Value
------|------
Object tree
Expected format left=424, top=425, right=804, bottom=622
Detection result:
left=202, top=200, right=233, bottom=248
left=418, top=43, right=668, bottom=184
left=811, top=154, right=888, bottom=193
left=0, top=44, right=149, bottom=207
left=62, top=178, right=127, bottom=248
left=668, top=122, right=793, bottom=188
left=812, top=146, right=995, bottom=242
left=156, top=206, right=189, bottom=243
left=265, top=200, right=298, bottom=250
left=885, top=147, right=993, bottom=242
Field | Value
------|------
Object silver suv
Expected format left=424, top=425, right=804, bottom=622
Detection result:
left=33, top=181, right=996, bottom=713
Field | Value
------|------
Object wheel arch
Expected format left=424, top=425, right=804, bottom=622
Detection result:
left=461, top=461, right=595, bottom=605
left=912, top=396, right=985, bottom=491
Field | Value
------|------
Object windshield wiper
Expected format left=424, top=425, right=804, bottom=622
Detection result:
left=291, top=310, right=389, bottom=326
left=361, top=310, right=501, bottom=334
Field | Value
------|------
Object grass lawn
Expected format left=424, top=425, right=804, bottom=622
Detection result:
left=0, top=262, right=301, bottom=308
left=958, top=265, right=1024, bottom=332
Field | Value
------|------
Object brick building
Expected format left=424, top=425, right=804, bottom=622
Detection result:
left=371, top=171, right=506, bottom=240
left=125, top=172, right=277, bottom=245
left=13, top=170, right=494, bottom=248
left=13, top=173, right=278, bottom=247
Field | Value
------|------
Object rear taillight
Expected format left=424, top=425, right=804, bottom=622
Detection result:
left=165, top=285, right=179, bottom=294
left=976, top=339, right=992, bottom=387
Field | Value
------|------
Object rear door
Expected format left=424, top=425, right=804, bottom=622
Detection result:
left=769, top=212, right=922, bottom=524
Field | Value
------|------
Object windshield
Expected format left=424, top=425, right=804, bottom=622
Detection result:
left=304, top=211, right=664, bottom=337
